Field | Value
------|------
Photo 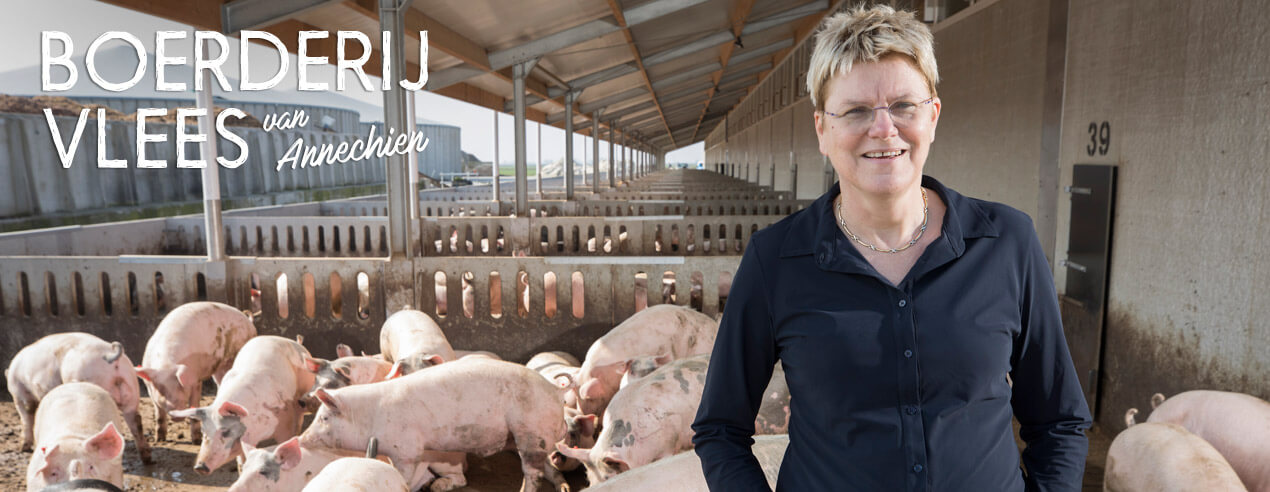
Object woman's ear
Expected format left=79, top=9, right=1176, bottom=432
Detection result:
left=814, top=111, right=829, bottom=156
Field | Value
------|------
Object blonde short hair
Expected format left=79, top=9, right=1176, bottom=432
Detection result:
left=806, top=4, right=939, bottom=110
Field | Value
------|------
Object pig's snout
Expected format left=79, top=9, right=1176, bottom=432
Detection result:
left=194, top=462, right=211, bottom=475
left=550, top=451, right=567, bottom=468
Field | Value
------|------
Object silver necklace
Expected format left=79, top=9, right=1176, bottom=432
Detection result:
left=835, top=189, right=928, bottom=254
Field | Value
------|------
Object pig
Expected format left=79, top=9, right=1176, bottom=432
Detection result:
left=303, top=355, right=392, bottom=396
left=1105, top=417, right=1246, bottom=491
left=379, top=309, right=456, bottom=377
left=556, top=355, right=788, bottom=484
left=528, top=351, right=582, bottom=407
left=170, top=335, right=315, bottom=474
left=455, top=349, right=503, bottom=360
left=1147, top=390, right=1270, bottom=491
left=585, top=434, right=788, bottom=492
left=301, top=357, right=569, bottom=492
left=134, top=301, right=256, bottom=443
left=617, top=355, right=672, bottom=389
left=24, top=383, right=125, bottom=492
left=555, top=355, right=710, bottom=485
left=573, top=304, right=719, bottom=418
left=35, top=479, right=125, bottom=491
left=300, top=457, right=409, bottom=492
left=229, top=436, right=363, bottom=492
left=553, top=407, right=598, bottom=472
left=6, top=332, right=150, bottom=463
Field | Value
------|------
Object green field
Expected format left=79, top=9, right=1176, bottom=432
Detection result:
left=498, top=166, right=537, bottom=176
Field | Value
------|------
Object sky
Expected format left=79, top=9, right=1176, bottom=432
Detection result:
left=0, top=0, right=705, bottom=165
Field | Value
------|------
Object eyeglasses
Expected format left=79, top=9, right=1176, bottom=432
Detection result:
left=822, top=97, right=935, bottom=130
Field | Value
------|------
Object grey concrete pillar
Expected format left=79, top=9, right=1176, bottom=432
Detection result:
left=492, top=109, right=500, bottom=202
left=608, top=125, right=615, bottom=188
left=565, top=90, right=577, bottom=200
left=380, top=0, right=412, bottom=259
left=592, top=111, right=601, bottom=193
left=197, top=42, right=224, bottom=262
left=513, top=59, right=537, bottom=217
left=536, top=121, right=543, bottom=196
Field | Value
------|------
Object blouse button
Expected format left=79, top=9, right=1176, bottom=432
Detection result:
left=898, top=299, right=907, bottom=307
left=913, top=464, right=923, bottom=473
left=903, top=349, right=913, bottom=358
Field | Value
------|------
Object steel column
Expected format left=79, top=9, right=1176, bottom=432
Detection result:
left=592, top=110, right=601, bottom=193
left=608, top=125, right=615, bottom=187
left=492, top=109, right=500, bottom=201
left=565, top=90, right=577, bottom=199
left=513, top=59, right=537, bottom=217
left=381, top=0, right=412, bottom=258
left=536, top=121, right=543, bottom=196
left=197, top=42, right=224, bottom=262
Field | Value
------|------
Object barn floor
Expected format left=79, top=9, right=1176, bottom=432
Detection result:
left=0, top=395, right=1112, bottom=491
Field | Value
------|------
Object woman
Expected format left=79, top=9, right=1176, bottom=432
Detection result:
left=691, top=5, right=1091, bottom=491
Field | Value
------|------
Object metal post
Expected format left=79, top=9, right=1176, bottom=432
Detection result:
left=381, top=0, right=412, bottom=259
left=592, top=111, right=601, bottom=193
left=197, top=42, right=224, bottom=262
left=406, top=90, right=419, bottom=219
left=492, top=109, right=500, bottom=202
left=625, top=137, right=631, bottom=181
left=513, top=59, right=537, bottom=217
left=536, top=120, right=543, bottom=196
left=565, top=90, right=577, bottom=200
left=608, top=125, right=615, bottom=188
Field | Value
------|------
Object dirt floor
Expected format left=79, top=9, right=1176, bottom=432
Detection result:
left=0, top=394, right=1110, bottom=491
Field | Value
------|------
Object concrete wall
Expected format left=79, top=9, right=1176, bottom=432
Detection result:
left=1056, top=0, right=1270, bottom=427
left=704, top=0, right=1270, bottom=430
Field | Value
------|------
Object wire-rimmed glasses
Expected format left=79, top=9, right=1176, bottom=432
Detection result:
left=822, top=96, right=935, bottom=131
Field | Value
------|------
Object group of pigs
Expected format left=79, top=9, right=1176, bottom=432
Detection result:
left=7, top=300, right=792, bottom=491
left=1105, top=390, right=1270, bottom=491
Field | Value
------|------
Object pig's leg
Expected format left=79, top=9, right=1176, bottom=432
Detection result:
left=13, top=389, right=37, bottom=452
left=155, top=401, right=168, bottom=442
left=519, top=450, right=569, bottom=492
left=187, top=387, right=202, bottom=442
left=126, top=409, right=153, bottom=463
left=400, top=462, right=438, bottom=492
left=425, top=455, right=468, bottom=492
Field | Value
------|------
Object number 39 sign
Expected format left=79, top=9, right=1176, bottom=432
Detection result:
left=1087, top=121, right=1110, bottom=156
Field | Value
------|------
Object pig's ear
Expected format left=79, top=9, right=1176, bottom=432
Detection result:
left=554, top=442, right=591, bottom=461
left=335, top=344, right=354, bottom=359
left=175, top=364, right=198, bottom=390
left=34, top=444, right=59, bottom=475
left=217, top=401, right=250, bottom=419
left=295, top=334, right=305, bottom=347
left=601, top=454, right=630, bottom=473
left=85, top=422, right=125, bottom=461
left=580, top=379, right=605, bottom=400
left=135, top=366, right=154, bottom=382
left=576, top=414, right=598, bottom=437
left=425, top=354, right=446, bottom=366
left=303, top=356, right=327, bottom=374
left=553, top=373, right=575, bottom=389
left=240, top=439, right=257, bottom=455
left=385, top=361, right=405, bottom=380
left=274, top=437, right=303, bottom=471
left=314, top=388, right=342, bottom=415
left=333, top=366, right=353, bottom=380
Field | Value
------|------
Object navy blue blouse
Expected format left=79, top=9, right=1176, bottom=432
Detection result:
left=692, top=176, right=1091, bottom=491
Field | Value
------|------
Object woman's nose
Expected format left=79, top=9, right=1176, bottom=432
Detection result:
left=867, top=109, right=899, bottom=138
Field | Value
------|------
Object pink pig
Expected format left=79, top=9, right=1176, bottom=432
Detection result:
left=572, top=304, right=718, bottom=419
left=379, top=309, right=457, bottom=377
left=1148, top=390, right=1270, bottom=491
left=300, top=457, right=409, bottom=491
left=1106, top=415, right=1246, bottom=491
left=170, top=335, right=315, bottom=474
left=6, top=332, right=150, bottom=463
left=555, top=355, right=710, bottom=485
left=585, top=434, right=788, bottom=492
left=135, top=302, right=256, bottom=443
left=24, top=383, right=126, bottom=492
left=301, top=357, right=569, bottom=492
